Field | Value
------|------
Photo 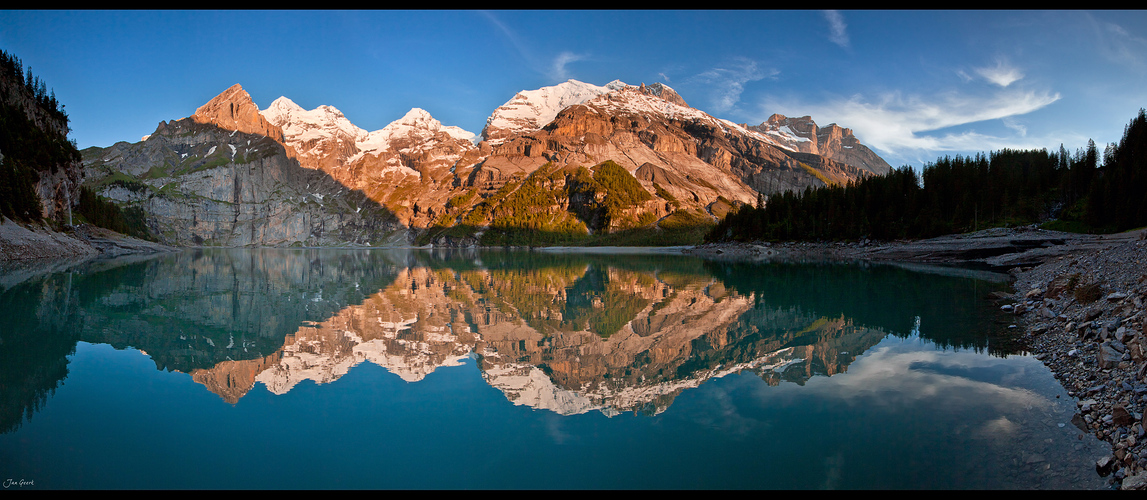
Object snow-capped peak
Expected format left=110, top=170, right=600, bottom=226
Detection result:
left=480, top=79, right=700, bottom=144
left=261, top=96, right=477, bottom=164
left=398, top=107, right=435, bottom=125
left=481, top=79, right=624, bottom=143
left=262, top=97, right=368, bottom=148
left=605, top=79, right=629, bottom=91
left=355, top=107, right=476, bottom=158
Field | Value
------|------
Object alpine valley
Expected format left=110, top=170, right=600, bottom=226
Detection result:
left=80, top=80, right=892, bottom=248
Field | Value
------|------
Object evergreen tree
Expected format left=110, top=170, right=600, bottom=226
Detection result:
left=706, top=111, right=1147, bottom=243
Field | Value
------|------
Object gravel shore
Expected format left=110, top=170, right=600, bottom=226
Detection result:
left=1009, top=235, right=1147, bottom=490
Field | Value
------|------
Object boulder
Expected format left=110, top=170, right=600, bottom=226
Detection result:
left=1097, top=455, right=1117, bottom=477
left=1114, top=405, right=1136, bottom=427
left=1099, top=342, right=1124, bottom=369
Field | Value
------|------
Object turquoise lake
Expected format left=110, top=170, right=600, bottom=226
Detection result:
left=0, top=248, right=1113, bottom=489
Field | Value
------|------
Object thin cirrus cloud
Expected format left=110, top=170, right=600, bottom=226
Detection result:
left=691, top=58, right=778, bottom=114
left=823, top=10, right=849, bottom=49
left=765, top=87, right=1062, bottom=157
left=549, top=52, right=587, bottom=82
left=1085, top=13, right=1147, bottom=71
left=1001, top=117, right=1027, bottom=137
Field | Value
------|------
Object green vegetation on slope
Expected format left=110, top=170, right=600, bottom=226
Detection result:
left=483, top=163, right=591, bottom=246
left=75, top=186, right=154, bottom=241
left=420, top=160, right=718, bottom=247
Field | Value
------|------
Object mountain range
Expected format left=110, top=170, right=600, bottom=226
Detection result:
left=80, top=79, right=892, bottom=247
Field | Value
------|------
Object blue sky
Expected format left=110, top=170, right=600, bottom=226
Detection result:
left=3, top=10, right=1146, bottom=170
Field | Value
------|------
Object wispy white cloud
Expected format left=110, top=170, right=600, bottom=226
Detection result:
left=823, top=10, right=849, bottom=49
left=1001, top=117, right=1027, bottom=137
left=692, top=58, right=777, bottom=114
left=973, top=58, right=1024, bottom=87
left=549, top=52, right=586, bottom=82
left=480, top=11, right=531, bottom=63
left=763, top=87, right=1061, bottom=158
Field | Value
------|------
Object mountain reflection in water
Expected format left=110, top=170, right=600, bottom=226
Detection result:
left=0, top=248, right=1111, bottom=489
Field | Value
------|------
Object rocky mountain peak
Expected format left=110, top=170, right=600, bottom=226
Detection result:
left=192, top=83, right=284, bottom=143
left=398, top=107, right=433, bottom=124
left=636, top=82, right=688, bottom=108
left=386, top=107, right=452, bottom=135
left=264, top=95, right=303, bottom=117
left=751, top=114, right=891, bottom=176
left=604, top=79, right=628, bottom=91
left=765, top=114, right=816, bottom=135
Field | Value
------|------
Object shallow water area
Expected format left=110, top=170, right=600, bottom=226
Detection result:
left=0, top=248, right=1113, bottom=489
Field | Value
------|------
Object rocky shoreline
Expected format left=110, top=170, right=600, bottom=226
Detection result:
left=1009, top=235, right=1147, bottom=490
left=689, top=227, right=1147, bottom=490
left=0, top=217, right=176, bottom=267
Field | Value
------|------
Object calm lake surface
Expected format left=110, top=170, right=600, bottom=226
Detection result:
left=0, top=248, right=1113, bottom=489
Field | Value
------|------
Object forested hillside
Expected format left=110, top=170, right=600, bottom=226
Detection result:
left=708, top=109, right=1147, bottom=242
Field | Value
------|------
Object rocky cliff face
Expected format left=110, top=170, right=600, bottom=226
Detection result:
left=0, top=55, right=83, bottom=225
left=749, top=114, right=892, bottom=177
left=83, top=86, right=405, bottom=247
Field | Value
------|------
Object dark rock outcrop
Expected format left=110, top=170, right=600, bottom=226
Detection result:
left=0, top=52, right=84, bottom=225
